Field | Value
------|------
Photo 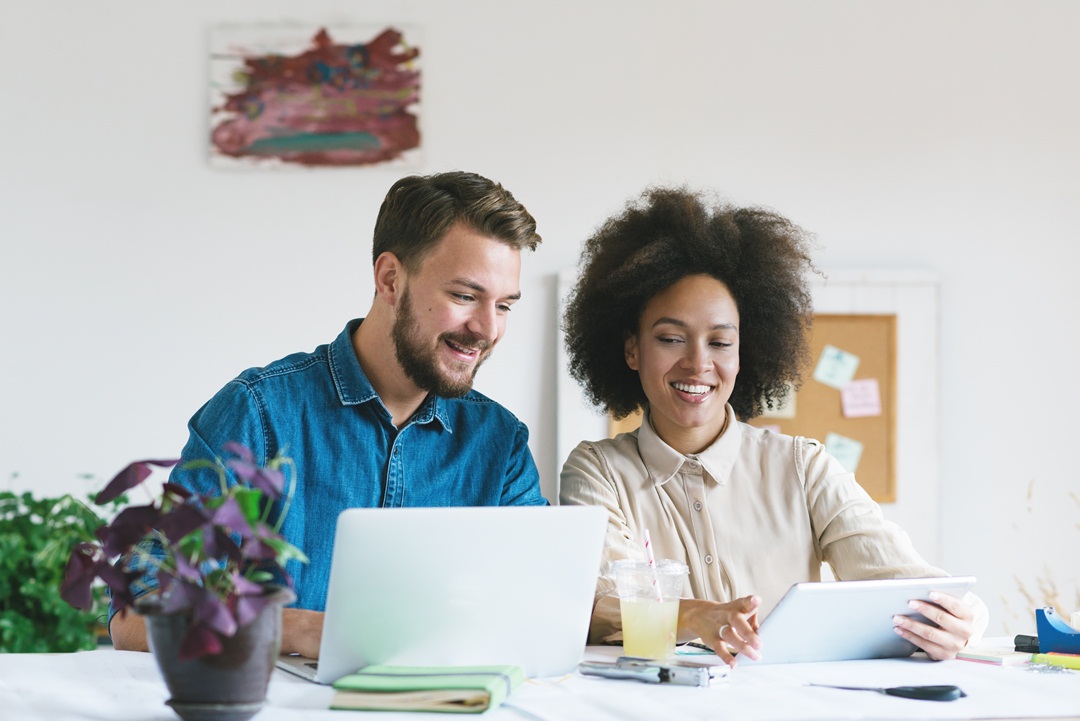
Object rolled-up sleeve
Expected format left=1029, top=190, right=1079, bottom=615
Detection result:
left=801, top=439, right=988, bottom=642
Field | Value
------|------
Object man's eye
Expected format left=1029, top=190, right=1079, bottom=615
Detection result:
left=497, top=304, right=513, bottom=314
left=452, top=293, right=474, bottom=302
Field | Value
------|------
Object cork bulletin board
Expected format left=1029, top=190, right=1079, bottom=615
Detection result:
left=608, top=313, right=897, bottom=502
left=747, top=313, right=897, bottom=502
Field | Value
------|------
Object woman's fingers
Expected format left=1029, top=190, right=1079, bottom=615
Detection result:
left=730, top=595, right=763, bottom=653
left=719, top=596, right=762, bottom=663
left=712, top=631, right=737, bottom=666
left=926, top=591, right=974, bottom=621
left=720, top=622, right=761, bottom=662
left=682, top=595, right=765, bottom=667
left=893, top=617, right=957, bottom=660
left=894, top=593, right=973, bottom=660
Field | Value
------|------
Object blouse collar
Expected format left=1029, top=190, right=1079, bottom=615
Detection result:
left=637, top=404, right=743, bottom=487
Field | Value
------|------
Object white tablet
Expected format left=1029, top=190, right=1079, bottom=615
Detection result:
left=736, top=576, right=976, bottom=665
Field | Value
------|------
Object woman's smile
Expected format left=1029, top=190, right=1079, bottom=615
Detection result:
left=625, top=274, right=741, bottom=455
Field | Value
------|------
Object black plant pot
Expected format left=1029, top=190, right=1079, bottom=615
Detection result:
left=141, top=587, right=295, bottom=721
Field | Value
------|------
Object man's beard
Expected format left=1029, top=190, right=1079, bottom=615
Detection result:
left=391, top=287, right=492, bottom=398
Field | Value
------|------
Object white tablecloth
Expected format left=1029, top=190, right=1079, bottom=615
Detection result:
left=2, top=643, right=1078, bottom=721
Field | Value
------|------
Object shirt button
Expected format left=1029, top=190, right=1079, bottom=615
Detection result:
left=693, top=501, right=703, bottom=511
left=704, top=554, right=714, bottom=565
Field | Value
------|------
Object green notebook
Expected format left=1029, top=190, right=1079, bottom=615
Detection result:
left=330, top=664, right=525, bottom=714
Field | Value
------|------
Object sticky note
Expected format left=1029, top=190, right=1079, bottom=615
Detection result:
left=813, top=345, right=860, bottom=389
left=841, top=378, right=881, bottom=418
left=825, top=433, right=863, bottom=473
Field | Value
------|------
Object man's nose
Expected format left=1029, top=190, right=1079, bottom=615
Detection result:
left=467, top=304, right=500, bottom=344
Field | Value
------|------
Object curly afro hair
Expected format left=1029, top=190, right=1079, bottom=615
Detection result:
left=562, top=187, right=817, bottom=421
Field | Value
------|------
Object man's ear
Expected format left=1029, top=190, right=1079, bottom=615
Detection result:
left=373, top=252, right=406, bottom=307
left=624, top=333, right=639, bottom=371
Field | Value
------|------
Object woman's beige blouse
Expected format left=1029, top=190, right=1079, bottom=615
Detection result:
left=560, top=405, right=987, bottom=644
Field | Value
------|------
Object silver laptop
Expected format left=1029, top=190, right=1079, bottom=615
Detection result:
left=276, top=505, right=607, bottom=683
left=736, top=576, right=976, bottom=665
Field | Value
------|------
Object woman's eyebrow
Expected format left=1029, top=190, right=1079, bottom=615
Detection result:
left=651, top=316, right=687, bottom=329
left=650, top=317, right=737, bottom=331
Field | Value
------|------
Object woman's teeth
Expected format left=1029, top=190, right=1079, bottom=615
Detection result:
left=672, top=382, right=711, bottom=394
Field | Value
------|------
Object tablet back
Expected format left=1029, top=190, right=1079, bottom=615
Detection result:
left=738, top=576, right=976, bottom=665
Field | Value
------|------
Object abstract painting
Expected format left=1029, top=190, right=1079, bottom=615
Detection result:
left=210, top=24, right=421, bottom=168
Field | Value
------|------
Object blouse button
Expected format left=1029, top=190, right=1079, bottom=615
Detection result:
left=704, top=554, right=714, bottom=565
left=693, top=501, right=703, bottom=511
left=686, top=461, right=700, bottom=471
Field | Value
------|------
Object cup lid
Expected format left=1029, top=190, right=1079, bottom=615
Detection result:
left=612, top=558, right=688, bottom=575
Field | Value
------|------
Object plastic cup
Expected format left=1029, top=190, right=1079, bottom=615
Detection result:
left=612, top=558, right=688, bottom=659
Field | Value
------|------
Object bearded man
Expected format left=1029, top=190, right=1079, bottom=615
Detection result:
left=109, top=172, right=547, bottom=656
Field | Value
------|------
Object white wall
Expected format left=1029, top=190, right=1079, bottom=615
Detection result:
left=3, top=1, right=1078, bottom=636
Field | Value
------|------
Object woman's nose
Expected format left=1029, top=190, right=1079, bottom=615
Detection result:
left=680, top=342, right=709, bottom=370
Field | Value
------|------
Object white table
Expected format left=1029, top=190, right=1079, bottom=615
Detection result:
left=2, top=642, right=1078, bottom=721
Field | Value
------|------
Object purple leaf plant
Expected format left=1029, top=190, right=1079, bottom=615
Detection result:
left=60, top=443, right=307, bottom=660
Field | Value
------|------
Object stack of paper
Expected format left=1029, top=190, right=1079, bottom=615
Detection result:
left=956, top=647, right=1033, bottom=666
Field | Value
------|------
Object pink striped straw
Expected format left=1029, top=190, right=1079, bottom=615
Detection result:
left=643, top=529, right=663, bottom=602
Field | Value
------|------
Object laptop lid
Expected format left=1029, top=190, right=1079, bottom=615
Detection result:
left=285, top=505, right=606, bottom=683
left=736, top=576, right=977, bottom=665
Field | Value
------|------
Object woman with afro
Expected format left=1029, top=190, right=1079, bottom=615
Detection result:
left=560, top=187, right=986, bottom=666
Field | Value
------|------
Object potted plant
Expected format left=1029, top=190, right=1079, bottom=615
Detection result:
left=0, top=487, right=118, bottom=652
left=61, top=442, right=307, bottom=721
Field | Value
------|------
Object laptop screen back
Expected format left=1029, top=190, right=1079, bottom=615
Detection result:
left=313, top=505, right=607, bottom=682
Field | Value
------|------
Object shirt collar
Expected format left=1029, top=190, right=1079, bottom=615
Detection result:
left=637, top=404, right=742, bottom=487
left=411, top=394, right=453, bottom=433
left=327, top=318, right=450, bottom=432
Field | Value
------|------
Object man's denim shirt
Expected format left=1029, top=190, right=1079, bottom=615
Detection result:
left=115, top=319, right=546, bottom=623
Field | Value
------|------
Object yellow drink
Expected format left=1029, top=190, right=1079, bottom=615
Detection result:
left=620, top=598, right=680, bottom=659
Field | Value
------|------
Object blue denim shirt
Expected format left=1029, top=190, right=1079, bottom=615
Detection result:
left=116, top=319, right=545, bottom=622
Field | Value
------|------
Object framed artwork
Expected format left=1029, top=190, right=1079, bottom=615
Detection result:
left=209, top=23, right=421, bottom=169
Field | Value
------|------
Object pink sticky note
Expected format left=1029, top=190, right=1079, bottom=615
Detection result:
left=841, top=378, right=881, bottom=418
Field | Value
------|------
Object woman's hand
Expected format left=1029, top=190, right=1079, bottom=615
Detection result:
left=893, top=591, right=974, bottom=660
left=679, top=595, right=762, bottom=667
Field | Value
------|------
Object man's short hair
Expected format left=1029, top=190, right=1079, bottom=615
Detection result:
left=372, top=171, right=541, bottom=270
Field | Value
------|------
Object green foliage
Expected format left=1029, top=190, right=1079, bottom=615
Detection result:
left=0, top=490, right=113, bottom=652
